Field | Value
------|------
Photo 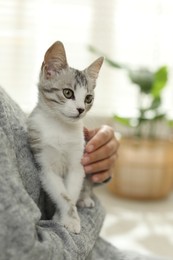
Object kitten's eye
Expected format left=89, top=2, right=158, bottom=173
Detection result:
left=63, top=88, right=74, bottom=99
left=85, top=95, right=93, bottom=104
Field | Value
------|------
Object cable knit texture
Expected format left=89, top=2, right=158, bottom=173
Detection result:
left=0, top=87, right=169, bottom=260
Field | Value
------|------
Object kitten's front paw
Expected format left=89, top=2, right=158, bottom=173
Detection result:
left=63, top=215, right=81, bottom=234
left=77, top=197, right=95, bottom=208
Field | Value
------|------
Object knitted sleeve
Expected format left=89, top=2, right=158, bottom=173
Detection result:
left=0, top=86, right=105, bottom=260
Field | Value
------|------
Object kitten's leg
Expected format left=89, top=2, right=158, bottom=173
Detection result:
left=77, top=178, right=95, bottom=208
left=65, top=151, right=94, bottom=208
left=40, top=169, right=81, bottom=233
left=39, top=145, right=81, bottom=234
left=65, top=162, right=85, bottom=205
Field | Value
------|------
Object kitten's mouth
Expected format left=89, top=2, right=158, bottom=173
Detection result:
left=68, top=115, right=81, bottom=120
left=60, top=112, right=82, bottom=120
left=68, top=113, right=85, bottom=120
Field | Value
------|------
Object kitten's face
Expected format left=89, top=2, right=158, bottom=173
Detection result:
left=40, top=68, right=95, bottom=122
left=38, top=41, right=103, bottom=122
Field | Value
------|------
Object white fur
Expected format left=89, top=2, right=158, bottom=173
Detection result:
left=28, top=109, right=85, bottom=233
left=27, top=41, right=103, bottom=234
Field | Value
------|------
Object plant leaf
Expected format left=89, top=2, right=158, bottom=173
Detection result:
left=168, top=120, right=173, bottom=127
left=113, top=115, right=132, bottom=126
left=128, top=69, right=154, bottom=94
left=151, top=66, right=168, bottom=97
left=150, top=96, right=161, bottom=110
left=104, top=57, right=124, bottom=69
left=139, top=97, right=161, bottom=113
left=152, top=113, right=166, bottom=121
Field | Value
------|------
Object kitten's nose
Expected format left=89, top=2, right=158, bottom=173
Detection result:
left=77, top=108, right=84, bottom=115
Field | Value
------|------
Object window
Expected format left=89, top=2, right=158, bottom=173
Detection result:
left=0, top=0, right=173, bottom=119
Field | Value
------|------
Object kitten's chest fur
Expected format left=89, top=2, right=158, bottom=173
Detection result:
left=30, top=109, right=85, bottom=176
left=38, top=111, right=84, bottom=146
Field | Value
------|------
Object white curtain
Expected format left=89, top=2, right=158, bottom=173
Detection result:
left=0, top=0, right=173, bottom=118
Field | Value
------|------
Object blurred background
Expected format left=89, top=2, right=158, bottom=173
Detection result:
left=0, top=0, right=173, bottom=258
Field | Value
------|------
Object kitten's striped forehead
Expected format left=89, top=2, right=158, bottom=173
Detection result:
left=74, top=70, right=88, bottom=89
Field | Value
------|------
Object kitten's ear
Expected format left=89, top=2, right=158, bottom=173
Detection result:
left=42, top=41, right=68, bottom=79
left=86, top=57, right=104, bottom=80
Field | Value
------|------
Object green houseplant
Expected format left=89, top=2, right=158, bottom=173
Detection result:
left=115, top=66, right=168, bottom=138
left=89, top=45, right=173, bottom=200
left=89, top=45, right=168, bottom=137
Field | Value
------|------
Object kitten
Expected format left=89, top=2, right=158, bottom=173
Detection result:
left=27, top=41, right=103, bottom=234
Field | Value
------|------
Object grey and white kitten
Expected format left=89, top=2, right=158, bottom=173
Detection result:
left=27, top=41, right=103, bottom=233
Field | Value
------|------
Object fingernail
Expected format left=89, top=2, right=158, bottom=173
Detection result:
left=82, top=156, right=90, bottom=165
left=92, top=175, right=99, bottom=182
left=86, top=145, right=94, bottom=153
left=84, top=165, right=92, bottom=173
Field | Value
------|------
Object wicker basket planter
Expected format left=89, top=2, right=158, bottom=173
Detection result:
left=108, top=138, right=173, bottom=200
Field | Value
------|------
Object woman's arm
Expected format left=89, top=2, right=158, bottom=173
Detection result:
left=0, top=127, right=105, bottom=260
left=0, top=86, right=105, bottom=260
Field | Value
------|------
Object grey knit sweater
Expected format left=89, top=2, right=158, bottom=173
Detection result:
left=0, top=86, right=169, bottom=260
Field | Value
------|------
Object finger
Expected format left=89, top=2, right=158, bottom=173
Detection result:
left=84, top=153, right=117, bottom=175
left=90, top=170, right=112, bottom=183
left=85, top=125, right=114, bottom=153
left=84, top=127, right=99, bottom=142
left=82, top=138, right=117, bottom=165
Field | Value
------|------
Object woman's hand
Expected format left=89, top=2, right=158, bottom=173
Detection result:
left=81, top=125, right=119, bottom=184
